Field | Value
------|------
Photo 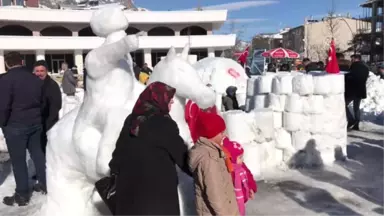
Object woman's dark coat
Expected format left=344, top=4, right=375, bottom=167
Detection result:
left=110, top=115, right=190, bottom=215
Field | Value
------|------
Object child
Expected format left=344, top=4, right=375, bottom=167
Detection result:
left=223, top=138, right=257, bottom=216
left=189, top=112, right=240, bottom=216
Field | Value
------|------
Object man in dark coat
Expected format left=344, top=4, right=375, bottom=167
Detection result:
left=0, top=52, right=46, bottom=206
left=141, top=63, right=152, bottom=75
left=61, top=62, right=77, bottom=96
left=33, top=60, right=62, bottom=149
left=344, top=54, right=369, bottom=130
left=303, top=58, right=318, bottom=73
left=110, top=82, right=191, bottom=215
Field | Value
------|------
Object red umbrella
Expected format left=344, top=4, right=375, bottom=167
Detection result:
left=262, top=47, right=300, bottom=58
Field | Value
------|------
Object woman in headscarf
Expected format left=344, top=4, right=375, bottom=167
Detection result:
left=109, top=82, right=191, bottom=215
left=222, top=86, right=240, bottom=111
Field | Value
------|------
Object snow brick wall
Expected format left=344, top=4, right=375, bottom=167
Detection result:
left=224, top=72, right=347, bottom=179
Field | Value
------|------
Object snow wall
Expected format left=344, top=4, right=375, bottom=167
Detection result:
left=223, top=71, right=348, bottom=179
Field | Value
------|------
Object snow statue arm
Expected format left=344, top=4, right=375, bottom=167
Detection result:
left=85, top=32, right=141, bottom=79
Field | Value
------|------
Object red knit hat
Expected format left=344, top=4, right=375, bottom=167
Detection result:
left=196, top=111, right=226, bottom=139
left=223, top=137, right=244, bottom=163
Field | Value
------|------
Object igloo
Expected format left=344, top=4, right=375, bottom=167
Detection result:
left=40, top=6, right=215, bottom=216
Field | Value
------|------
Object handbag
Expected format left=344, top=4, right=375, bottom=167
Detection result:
left=95, top=174, right=117, bottom=215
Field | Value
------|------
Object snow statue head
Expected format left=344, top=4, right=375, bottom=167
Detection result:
left=193, top=57, right=248, bottom=106
left=148, top=45, right=215, bottom=109
left=90, top=6, right=128, bottom=38
left=194, top=57, right=248, bottom=95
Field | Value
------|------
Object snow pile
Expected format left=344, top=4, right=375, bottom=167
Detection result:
left=360, top=73, right=384, bottom=125
left=226, top=72, right=347, bottom=179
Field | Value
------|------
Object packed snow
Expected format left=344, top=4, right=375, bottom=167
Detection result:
left=359, top=73, right=384, bottom=125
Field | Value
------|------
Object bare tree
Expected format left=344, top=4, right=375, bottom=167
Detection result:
left=325, top=0, right=340, bottom=39
left=222, top=20, right=247, bottom=59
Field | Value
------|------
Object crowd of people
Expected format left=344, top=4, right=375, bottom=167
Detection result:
left=0, top=52, right=62, bottom=206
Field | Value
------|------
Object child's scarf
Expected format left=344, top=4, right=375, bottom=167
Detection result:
left=222, top=146, right=234, bottom=173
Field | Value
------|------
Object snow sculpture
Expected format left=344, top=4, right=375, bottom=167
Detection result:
left=148, top=46, right=216, bottom=215
left=41, top=7, right=214, bottom=216
left=193, top=57, right=248, bottom=108
left=41, top=7, right=145, bottom=216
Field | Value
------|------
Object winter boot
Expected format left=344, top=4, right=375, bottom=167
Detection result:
left=33, top=183, right=47, bottom=195
left=3, top=193, right=30, bottom=206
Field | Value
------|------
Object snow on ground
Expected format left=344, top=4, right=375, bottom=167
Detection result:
left=358, top=73, right=384, bottom=126
left=0, top=130, right=382, bottom=216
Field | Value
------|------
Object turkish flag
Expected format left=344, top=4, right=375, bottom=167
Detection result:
left=237, top=46, right=250, bottom=65
left=325, top=39, right=340, bottom=74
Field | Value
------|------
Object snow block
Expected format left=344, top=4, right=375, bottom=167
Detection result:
left=269, top=94, right=286, bottom=112
left=285, top=93, right=303, bottom=113
left=254, top=75, right=274, bottom=94
left=302, top=95, right=324, bottom=114
left=259, top=141, right=283, bottom=171
left=252, top=109, right=275, bottom=143
left=254, top=94, right=269, bottom=109
left=283, top=112, right=311, bottom=132
left=313, top=73, right=345, bottom=95
left=246, top=77, right=257, bottom=96
left=292, top=74, right=314, bottom=95
left=242, top=142, right=261, bottom=179
left=273, top=111, right=283, bottom=128
left=272, top=75, right=293, bottom=94
left=274, top=128, right=292, bottom=151
left=223, top=110, right=256, bottom=144
left=236, top=93, right=247, bottom=107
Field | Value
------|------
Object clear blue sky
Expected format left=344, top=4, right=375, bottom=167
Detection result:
left=136, top=0, right=364, bottom=40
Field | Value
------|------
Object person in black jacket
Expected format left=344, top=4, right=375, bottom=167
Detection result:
left=345, top=54, right=369, bottom=130
left=33, top=60, right=62, bottom=151
left=303, top=58, right=318, bottom=73
left=109, top=81, right=191, bottom=215
left=0, top=52, right=46, bottom=206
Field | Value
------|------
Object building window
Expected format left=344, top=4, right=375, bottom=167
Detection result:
left=79, top=27, right=96, bottom=37
left=130, top=50, right=144, bottom=67
left=151, top=50, right=168, bottom=66
left=45, top=54, right=74, bottom=73
left=180, top=26, right=207, bottom=35
left=0, top=25, right=32, bottom=36
left=41, top=26, right=72, bottom=36
left=190, top=49, right=208, bottom=61
left=148, top=27, right=174, bottom=36
left=126, top=27, right=140, bottom=35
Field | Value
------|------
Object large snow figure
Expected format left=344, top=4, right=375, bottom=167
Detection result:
left=41, top=7, right=145, bottom=216
left=148, top=46, right=216, bottom=215
left=41, top=6, right=215, bottom=216
left=193, top=57, right=248, bottom=108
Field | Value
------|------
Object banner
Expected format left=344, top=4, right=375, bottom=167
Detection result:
left=250, top=49, right=266, bottom=75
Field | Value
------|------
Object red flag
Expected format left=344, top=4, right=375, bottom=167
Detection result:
left=237, top=46, right=250, bottom=65
left=325, top=39, right=340, bottom=74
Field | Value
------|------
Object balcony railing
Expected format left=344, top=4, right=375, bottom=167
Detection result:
left=0, top=34, right=236, bottom=50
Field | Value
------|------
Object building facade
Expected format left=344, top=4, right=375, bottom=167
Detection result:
left=0, top=6, right=236, bottom=73
left=282, top=17, right=366, bottom=61
left=360, top=0, right=383, bottom=62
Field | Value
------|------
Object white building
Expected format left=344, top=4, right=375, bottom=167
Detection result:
left=0, top=5, right=236, bottom=73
